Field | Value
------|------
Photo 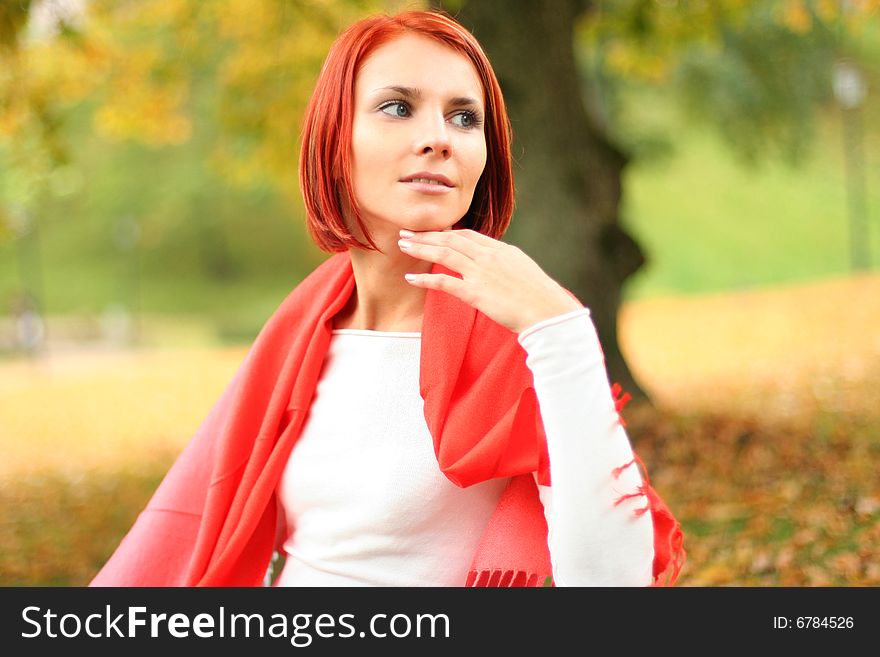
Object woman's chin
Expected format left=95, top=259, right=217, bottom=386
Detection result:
left=397, top=215, right=462, bottom=233
left=361, top=210, right=465, bottom=238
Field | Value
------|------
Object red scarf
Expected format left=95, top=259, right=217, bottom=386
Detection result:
left=90, top=252, right=684, bottom=587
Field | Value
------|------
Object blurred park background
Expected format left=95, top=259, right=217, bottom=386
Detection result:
left=1, top=0, right=879, bottom=586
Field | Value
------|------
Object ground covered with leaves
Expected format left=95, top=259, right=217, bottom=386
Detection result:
left=1, top=273, right=878, bottom=586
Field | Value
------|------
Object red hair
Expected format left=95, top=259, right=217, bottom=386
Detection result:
left=298, top=9, right=515, bottom=252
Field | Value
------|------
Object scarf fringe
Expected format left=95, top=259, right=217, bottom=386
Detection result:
left=611, top=457, right=637, bottom=479
left=610, top=385, right=686, bottom=587
left=466, top=569, right=546, bottom=587
left=610, top=382, right=632, bottom=427
left=614, top=485, right=647, bottom=507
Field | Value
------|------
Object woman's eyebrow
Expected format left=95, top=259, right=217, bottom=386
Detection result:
left=371, top=85, right=482, bottom=108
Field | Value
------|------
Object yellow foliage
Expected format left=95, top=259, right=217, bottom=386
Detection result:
left=605, top=40, right=671, bottom=83
left=214, top=0, right=276, bottom=40
left=851, top=0, right=880, bottom=13
left=0, top=104, right=26, bottom=137
left=74, top=0, right=390, bottom=179
left=781, top=0, right=812, bottom=34
left=3, top=0, right=875, bottom=194
left=816, top=0, right=840, bottom=22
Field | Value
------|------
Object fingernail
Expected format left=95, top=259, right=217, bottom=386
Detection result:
left=398, top=239, right=411, bottom=250
left=404, top=273, right=417, bottom=282
left=399, top=229, right=415, bottom=238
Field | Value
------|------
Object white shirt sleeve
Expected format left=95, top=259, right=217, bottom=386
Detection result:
left=518, top=308, right=654, bottom=586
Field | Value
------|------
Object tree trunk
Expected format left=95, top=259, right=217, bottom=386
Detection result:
left=446, top=0, right=649, bottom=401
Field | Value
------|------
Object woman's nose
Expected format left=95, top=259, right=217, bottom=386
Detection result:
left=413, top=113, right=452, bottom=158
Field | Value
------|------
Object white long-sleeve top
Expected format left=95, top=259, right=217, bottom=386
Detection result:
left=274, top=308, right=654, bottom=587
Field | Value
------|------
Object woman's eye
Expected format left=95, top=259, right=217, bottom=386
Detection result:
left=379, top=101, right=410, bottom=118
left=450, top=111, right=481, bottom=130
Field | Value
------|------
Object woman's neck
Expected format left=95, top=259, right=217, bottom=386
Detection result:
left=334, top=241, right=432, bottom=332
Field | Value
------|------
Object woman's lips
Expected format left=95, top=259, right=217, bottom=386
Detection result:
left=400, top=180, right=454, bottom=194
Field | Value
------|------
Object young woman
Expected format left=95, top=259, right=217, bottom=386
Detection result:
left=91, top=9, right=683, bottom=587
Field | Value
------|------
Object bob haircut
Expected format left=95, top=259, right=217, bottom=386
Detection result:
left=298, top=9, right=515, bottom=252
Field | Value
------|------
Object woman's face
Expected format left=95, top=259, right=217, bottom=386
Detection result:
left=349, top=33, right=488, bottom=245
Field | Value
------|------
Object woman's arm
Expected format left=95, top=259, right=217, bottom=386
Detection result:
left=518, top=308, right=654, bottom=586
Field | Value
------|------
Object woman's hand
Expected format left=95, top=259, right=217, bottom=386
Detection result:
left=398, top=228, right=584, bottom=334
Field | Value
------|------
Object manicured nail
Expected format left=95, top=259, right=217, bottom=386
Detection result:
left=399, top=229, right=415, bottom=238
left=398, top=239, right=411, bottom=250
left=404, top=273, right=417, bottom=282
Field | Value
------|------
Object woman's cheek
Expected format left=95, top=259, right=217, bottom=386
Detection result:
left=464, top=157, right=487, bottom=196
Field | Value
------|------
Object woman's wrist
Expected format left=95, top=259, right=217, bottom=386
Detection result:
left=515, top=293, right=585, bottom=335
left=517, top=304, right=590, bottom=341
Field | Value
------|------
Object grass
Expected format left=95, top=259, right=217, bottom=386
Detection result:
left=622, top=119, right=880, bottom=300
left=1, top=272, right=878, bottom=586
